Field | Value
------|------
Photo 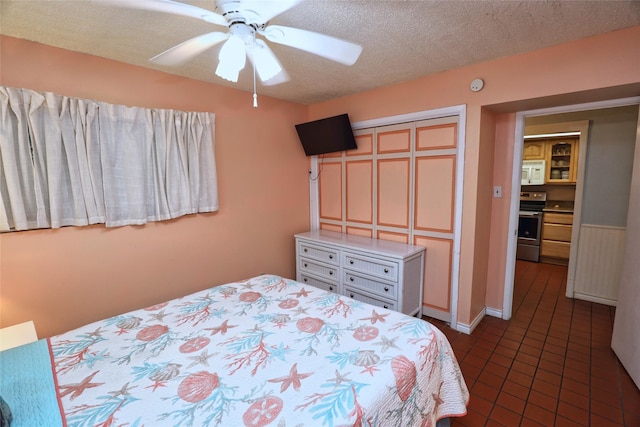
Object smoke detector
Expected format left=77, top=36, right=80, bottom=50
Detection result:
left=470, top=78, right=484, bottom=92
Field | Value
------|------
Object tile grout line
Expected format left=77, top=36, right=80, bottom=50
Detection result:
left=556, top=265, right=577, bottom=426
left=533, top=264, right=564, bottom=425
left=501, top=260, right=549, bottom=425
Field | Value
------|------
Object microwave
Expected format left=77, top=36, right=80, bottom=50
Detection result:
left=521, top=160, right=545, bottom=186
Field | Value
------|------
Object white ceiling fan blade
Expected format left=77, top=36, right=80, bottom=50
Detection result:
left=236, top=0, right=303, bottom=23
left=248, top=39, right=289, bottom=86
left=92, top=0, right=228, bottom=26
left=260, top=25, right=363, bottom=66
left=150, top=32, right=229, bottom=66
left=216, top=36, right=247, bottom=82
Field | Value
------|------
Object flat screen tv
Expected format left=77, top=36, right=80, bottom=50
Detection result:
left=295, top=113, right=357, bottom=156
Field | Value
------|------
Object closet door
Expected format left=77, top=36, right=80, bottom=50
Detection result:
left=413, top=119, right=458, bottom=322
left=346, top=158, right=373, bottom=236
left=376, top=123, right=412, bottom=242
left=319, top=129, right=375, bottom=235
left=315, top=115, right=460, bottom=324
left=318, top=161, right=342, bottom=227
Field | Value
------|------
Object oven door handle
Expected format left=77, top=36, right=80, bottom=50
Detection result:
left=519, top=211, right=542, bottom=217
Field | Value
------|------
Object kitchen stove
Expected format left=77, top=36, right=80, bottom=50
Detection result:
left=517, top=191, right=546, bottom=262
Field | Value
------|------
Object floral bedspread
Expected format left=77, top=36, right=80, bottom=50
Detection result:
left=49, top=274, right=468, bottom=427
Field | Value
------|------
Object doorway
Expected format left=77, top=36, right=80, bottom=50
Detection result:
left=502, top=97, right=640, bottom=320
left=519, top=120, right=589, bottom=290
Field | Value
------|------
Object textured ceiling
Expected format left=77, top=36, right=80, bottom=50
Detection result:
left=1, top=0, right=639, bottom=105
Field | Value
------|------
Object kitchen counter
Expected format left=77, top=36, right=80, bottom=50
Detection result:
left=543, top=206, right=574, bottom=213
left=543, top=201, right=574, bottom=213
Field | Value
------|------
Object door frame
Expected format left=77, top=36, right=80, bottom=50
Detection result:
left=502, top=96, right=640, bottom=319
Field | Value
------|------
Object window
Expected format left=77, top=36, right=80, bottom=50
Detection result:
left=0, top=87, right=218, bottom=232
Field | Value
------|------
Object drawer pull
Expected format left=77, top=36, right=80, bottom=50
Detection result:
left=329, top=255, right=333, bottom=259
left=329, top=271, right=333, bottom=275
left=329, top=286, right=334, bottom=291
left=350, top=277, right=354, bottom=282
left=350, top=293, right=354, bottom=298
left=384, top=268, right=389, bottom=273
left=384, top=305, right=388, bottom=309
left=384, top=286, right=389, bottom=292
left=304, top=263, right=308, bottom=267
left=303, top=278, right=307, bottom=282
left=304, top=248, right=308, bottom=252
left=349, top=260, right=354, bottom=265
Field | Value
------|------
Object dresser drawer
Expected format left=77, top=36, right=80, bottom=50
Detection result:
left=298, top=241, right=339, bottom=266
left=298, top=273, right=338, bottom=293
left=298, top=258, right=338, bottom=282
left=345, top=287, right=396, bottom=311
left=343, top=270, right=396, bottom=300
left=343, top=252, right=398, bottom=281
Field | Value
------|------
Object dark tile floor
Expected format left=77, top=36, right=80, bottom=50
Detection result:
left=426, top=260, right=640, bottom=426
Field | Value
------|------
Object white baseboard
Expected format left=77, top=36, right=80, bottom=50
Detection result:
left=421, top=305, right=452, bottom=324
left=574, top=292, right=618, bottom=307
left=456, top=308, right=485, bottom=335
left=485, top=307, right=503, bottom=318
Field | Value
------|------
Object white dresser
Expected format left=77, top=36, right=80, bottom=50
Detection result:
left=295, top=230, right=425, bottom=317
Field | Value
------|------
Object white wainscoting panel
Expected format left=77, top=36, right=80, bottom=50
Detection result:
left=573, top=224, right=626, bottom=306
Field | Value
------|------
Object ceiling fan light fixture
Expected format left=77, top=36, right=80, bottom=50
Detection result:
left=252, top=42, right=282, bottom=82
left=215, top=35, right=246, bottom=82
left=108, top=0, right=362, bottom=97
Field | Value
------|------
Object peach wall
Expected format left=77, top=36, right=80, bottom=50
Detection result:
left=0, top=36, right=310, bottom=337
left=455, top=105, right=481, bottom=325
left=486, top=113, right=517, bottom=310
left=309, top=26, right=640, bottom=326
left=470, top=108, right=496, bottom=318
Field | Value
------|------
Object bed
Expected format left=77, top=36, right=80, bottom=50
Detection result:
left=0, top=274, right=468, bottom=427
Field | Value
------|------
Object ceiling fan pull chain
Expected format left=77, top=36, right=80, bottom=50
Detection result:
left=252, top=29, right=258, bottom=108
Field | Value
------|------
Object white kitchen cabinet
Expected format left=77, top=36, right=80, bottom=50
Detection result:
left=295, top=230, right=425, bottom=317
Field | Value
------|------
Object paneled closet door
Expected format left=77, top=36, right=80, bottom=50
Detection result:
left=316, top=115, right=460, bottom=323
left=378, top=158, right=410, bottom=228
left=376, top=123, right=412, bottom=243
left=318, top=162, right=342, bottom=223
left=376, top=124, right=412, bottom=228
left=346, top=129, right=374, bottom=233
left=414, top=119, right=458, bottom=322
left=346, top=159, right=373, bottom=228
left=319, top=129, right=376, bottom=235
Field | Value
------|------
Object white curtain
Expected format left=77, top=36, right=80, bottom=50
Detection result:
left=0, top=87, right=218, bottom=231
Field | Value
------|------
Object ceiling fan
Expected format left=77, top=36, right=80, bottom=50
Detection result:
left=95, top=0, right=363, bottom=105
